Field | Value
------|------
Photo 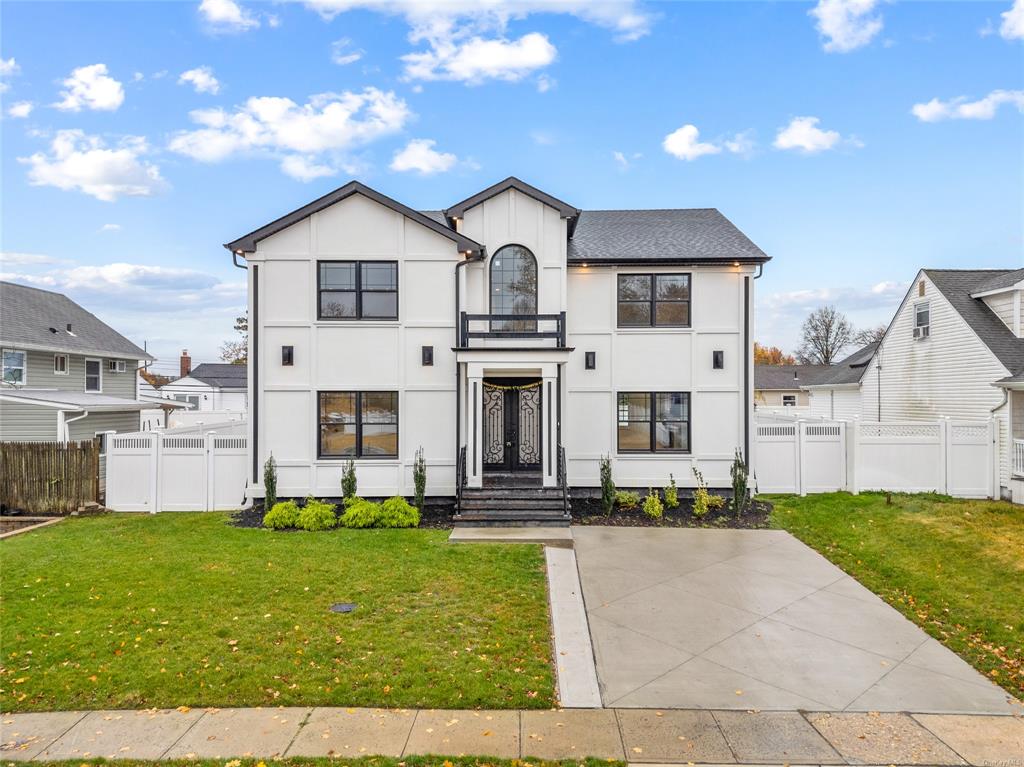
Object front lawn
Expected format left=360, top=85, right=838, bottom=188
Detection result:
left=770, top=492, right=1023, bottom=699
left=0, top=514, right=554, bottom=712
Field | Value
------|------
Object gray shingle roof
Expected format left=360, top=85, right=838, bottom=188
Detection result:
left=970, top=268, right=1024, bottom=295
left=567, top=209, right=769, bottom=264
left=1, top=389, right=165, bottom=411
left=755, top=365, right=833, bottom=390
left=187, top=362, right=248, bottom=389
left=805, top=341, right=879, bottom=387
left=924, top=269, right=1024, bottom=376
left=0, top=281, right=152, bottom=360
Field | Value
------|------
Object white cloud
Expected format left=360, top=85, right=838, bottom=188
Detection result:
left=612, top=150, right=642, bottom=170
left=280, top=154, right=337, bottom=181
left=99, top=223, right=122, bottom=232
left=1002, top=0, right=1024, bottom=39
left=536, top=73, right=555, bottom=92
left=302, top=1, right=650, bottom=85
left=403, top=32, right=556, bottom=84
left=19, top=130, right=165, bottom=202
left=7, top=101, right=33, bottom=118
left=133, top=71, right=145, bottom=82
left=169, top=88, right=411, bottom=178
left=774, top=116, right=859, bottom=153
left=809, top=0, right=883, bottom=53
left=0, top=57, right=18, bottom=93
left=723, top=130, right=756, bottom=157
left=663, top=124, right=721, bottom=161
left=178, top=66, right=221, bottom=94
left=0, top=252, right=62, bottom=266
left=330, top=38, right=364, bottom=65
left=912, top=89, right=1024, bottom=121
left=198, top=0, right=260, bottom=32
left=54, top=64, right=125, bottom=112
left=762, top=281, right=907, bottom=312
left=390, top=138, right=458, bottom=175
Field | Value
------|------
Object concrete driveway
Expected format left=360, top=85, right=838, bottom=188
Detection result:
left=573, top=527, right=1016, bottom=712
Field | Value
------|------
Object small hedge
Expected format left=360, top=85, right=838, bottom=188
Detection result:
left=298, top=498, right=338, bottom=531
left=263, top=500, right=300, bottom=529
left=340, top=496, right=420, bottom=528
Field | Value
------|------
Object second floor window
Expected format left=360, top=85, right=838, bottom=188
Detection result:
left=914, top=301, right=930, bottom=339
left=54, top=354, right=68, bottom=375
left=617, top=273, right=691, bottom=327
left=85, top=359, right=102, bottom=392
left=490, top=244, right=538, bottom=332
left=318, top=261, right=398, bottom=320
left=2, top=349, right=26, bottom=384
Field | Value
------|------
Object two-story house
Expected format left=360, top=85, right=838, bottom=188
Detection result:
left=226, top=178, right=770, bottom=522
left=0, top=281, right=175, bottom=442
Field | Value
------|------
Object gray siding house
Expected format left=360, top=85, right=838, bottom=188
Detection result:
left=0, top=281, right=176, bottom=442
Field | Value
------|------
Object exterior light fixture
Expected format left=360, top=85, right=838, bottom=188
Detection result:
left=585, top=351, right=596, bottom=370
left=422, top=346, right=434, bottom=366
left=713, top=350, right=724, bottom=369
left=282, top=346, right=294, bottom=366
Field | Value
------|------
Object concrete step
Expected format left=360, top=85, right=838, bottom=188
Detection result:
left=459, top=498, right=568, bottom=511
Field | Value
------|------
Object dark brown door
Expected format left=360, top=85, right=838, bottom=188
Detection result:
left=483, top=383, right=542, bottom=472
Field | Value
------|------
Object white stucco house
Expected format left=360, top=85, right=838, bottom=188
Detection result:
left=226, top=178, right=770, bottom=522
left=850, top=268, right=1024, bottom=499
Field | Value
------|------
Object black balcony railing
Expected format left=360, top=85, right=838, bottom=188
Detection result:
left=459, top=311, right=566, bottom=347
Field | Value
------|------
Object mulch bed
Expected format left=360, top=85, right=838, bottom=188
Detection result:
left=230, top=499, right=456, bottom=530
left=571, top=496, right=773, bottom=528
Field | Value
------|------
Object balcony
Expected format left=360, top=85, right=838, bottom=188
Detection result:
left=458, top=311, right=567, bottom=348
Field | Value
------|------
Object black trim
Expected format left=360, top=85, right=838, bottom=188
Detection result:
left=472, top=381, right=478, bottom=475
left=743, top=275, right=750, bottom=463
left=616, top=391, right=691, bottom=454
left=317, top=391, right=399, bottom=459
left=225, top=180, right=483, bottom=255
left=569, top=258, right=770, bottom=266
left=452, top=346, right=575, bottom=352
left=317, top=261, right=399, bottom=321
left=489, top=244, right=538, bottom=333
left=445, top=176, right=580, bottom=227
left=547, top=380, right=553, bottom=477
left=252, top=264, right=259, bottom=483
left=617, top=273, right=691, bottom=328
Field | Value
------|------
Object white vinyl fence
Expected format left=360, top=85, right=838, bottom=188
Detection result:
left=106, top=430, right=248, bottom=512
left=754, top=418, right=996, bottom=498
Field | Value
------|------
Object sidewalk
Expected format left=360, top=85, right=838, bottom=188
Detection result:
left=3, top=706, right=1022, bottom=765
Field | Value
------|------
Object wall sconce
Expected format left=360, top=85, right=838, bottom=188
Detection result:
left=422, top=345, right=434, bottom=366
left=282, top=346, right=294, bottom=366
left=712, top=350, right=724, bottom=369
left=585, top=351, right=596, bottom=370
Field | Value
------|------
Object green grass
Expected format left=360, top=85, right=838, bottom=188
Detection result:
left=769, top=492, right=1023, bottom=699
left=28, top=759, right=619, bottom=767
left=0, top=514, right=554, bottom=712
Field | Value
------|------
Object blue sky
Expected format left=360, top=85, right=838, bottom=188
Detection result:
left=1, top=0, right=1022, bottom=374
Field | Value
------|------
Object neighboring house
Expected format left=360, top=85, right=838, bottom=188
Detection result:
left=0, top=281, right=181, bottom=442
left=161, top=352, right=248, bottom=412
left=857, top=269, right=1024, bottom=498
left=754, top=364, right=830, bottom=408
left=226, top=177, right=770, bottom=519
left=803, top=342, right=878, bottom=419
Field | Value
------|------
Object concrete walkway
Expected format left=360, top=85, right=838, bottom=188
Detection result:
left=573, top=527, right=1018, bottom=713
left=3, top=706, right=1022, bottom=764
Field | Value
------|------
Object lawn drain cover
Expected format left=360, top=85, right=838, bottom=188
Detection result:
left=330, top=603, right=357, bottom=614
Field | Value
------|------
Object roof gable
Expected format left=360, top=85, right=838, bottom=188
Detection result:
left=444, top=177, right=580, bottom=224
left=0, top=281, right=152, bottom=360
left=225, top=181, right=484, bottom=255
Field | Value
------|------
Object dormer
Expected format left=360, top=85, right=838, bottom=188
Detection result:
left=970, top=268, right=1024, bottom=338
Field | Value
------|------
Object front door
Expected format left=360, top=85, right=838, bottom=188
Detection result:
left=482, top=381, right=542, bottom=472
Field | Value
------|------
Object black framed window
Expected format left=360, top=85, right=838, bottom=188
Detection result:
left=318, top=261, right=398, bottom=320
left=319, top=391, right=398, bottom=458
left=616, top=391, right=690, bottom=453
left=490, top=244, right=537, bottom=332
left=617, top=273, right=690, bottom=327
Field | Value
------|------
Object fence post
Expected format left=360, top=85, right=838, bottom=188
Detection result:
left=839, top=420, right=848, bottom=491
left=206, top=431, right=216, bottom=513
left=938, top=417, right=949, bottom=495
left=149, top=432, right=161, bottom=514
left=797, top=420, right=806, bottom=496
left=990, top=416, right=999, bottom=500
left=850, top=420, right=861, bottom=495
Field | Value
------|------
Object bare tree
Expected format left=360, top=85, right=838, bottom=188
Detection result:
left=853, top=323, right=886, bottom=347
left=219, top=312, right=248, bottom=364
left=796, top=305, right=854, bottom=365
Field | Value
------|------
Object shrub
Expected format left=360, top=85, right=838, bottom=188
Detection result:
left=380, top=496, right=420, bottom=528
left=339, top=498, right=382, bottom=528
left=263, top=454, right=277, bottom=511
left=642, top=488, right=663, bottom=519
left=730, top=448, right=749, bottom=518
left=614, top=490, right=641, bottom=510
left=341, top=459, right=357, bottom=501
left=692, top=467, right=726, bottom=518
left=664, top=473, right=679, bottom=509
left=298, top=497, right=338, bottom=531
left=413, top=446, right=427, bottom=512
left=263, top=499, right=300, bottom=529
left=599, top=455, right=615, bottom=515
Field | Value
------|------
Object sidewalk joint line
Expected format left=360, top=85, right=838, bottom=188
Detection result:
left=158, top=708, right=207, bottom=760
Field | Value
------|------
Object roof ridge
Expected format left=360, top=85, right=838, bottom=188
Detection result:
left=581, top=207, right=720, bottom=213
left=0, top=280, right=66, bottom=297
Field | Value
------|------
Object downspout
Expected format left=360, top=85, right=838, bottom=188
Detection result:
left=62, top=410, right=90, bottom=443
left=454, top=250, right=482, bottom=474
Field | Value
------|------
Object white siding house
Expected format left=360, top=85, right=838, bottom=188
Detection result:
left=858, top=269, right=1024, bottom=497
left=227, top=178, right=769, bottom=520
left=161, top=362, right=248, bottom=413
left=803, top=342, right=877, bottom=420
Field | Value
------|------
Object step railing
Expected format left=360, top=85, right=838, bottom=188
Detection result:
left=455, top=445, right=467, bottom=516
left=557, top=444, right=569, bottom=517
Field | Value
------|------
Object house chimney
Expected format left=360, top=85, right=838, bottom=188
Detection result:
left=180, top=349, right=192, bottom=378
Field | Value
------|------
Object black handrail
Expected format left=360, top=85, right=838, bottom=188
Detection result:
left=455, top=445, right=467, bottom=517
left=557, top=444, right=569, bottom=518
left=460, top=311, right=567, bottom=347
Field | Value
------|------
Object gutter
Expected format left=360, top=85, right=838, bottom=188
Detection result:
left=61, top=410, right=90, bottom=443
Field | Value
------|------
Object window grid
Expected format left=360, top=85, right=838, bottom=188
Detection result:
left=2, top=349, right=27, bottom=385
left=616, top=391, right=691, bottom=454
left=85, top=358, right=102, bottom=392
left=54, top=354, right=69, bottom=375
left=318, top=261, right=399, bottom=321
left=318, top=390, right=398, bottom=459
left=617, top=273, right=691, bottom=328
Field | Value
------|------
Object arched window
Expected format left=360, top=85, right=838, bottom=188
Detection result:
left=490, top=244, right=537, bottom=332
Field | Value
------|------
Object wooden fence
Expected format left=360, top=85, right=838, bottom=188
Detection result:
left=0, top=440, right=101, bottom=514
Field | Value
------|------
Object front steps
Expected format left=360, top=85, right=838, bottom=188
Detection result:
left=454, top=475, right=571, bottom=526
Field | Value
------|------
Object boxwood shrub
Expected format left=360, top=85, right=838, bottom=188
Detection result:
left=340, top=496, right=420, bottom=528
left=298, top=497, right=338, bottom=531
left=263, top=500, right=300, bottom=529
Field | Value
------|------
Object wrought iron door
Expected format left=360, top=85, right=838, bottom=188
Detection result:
left=482, top=383, right=542, bottom=471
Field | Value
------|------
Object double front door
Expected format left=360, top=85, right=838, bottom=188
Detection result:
left=482, top=380, right=542, bottom=472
